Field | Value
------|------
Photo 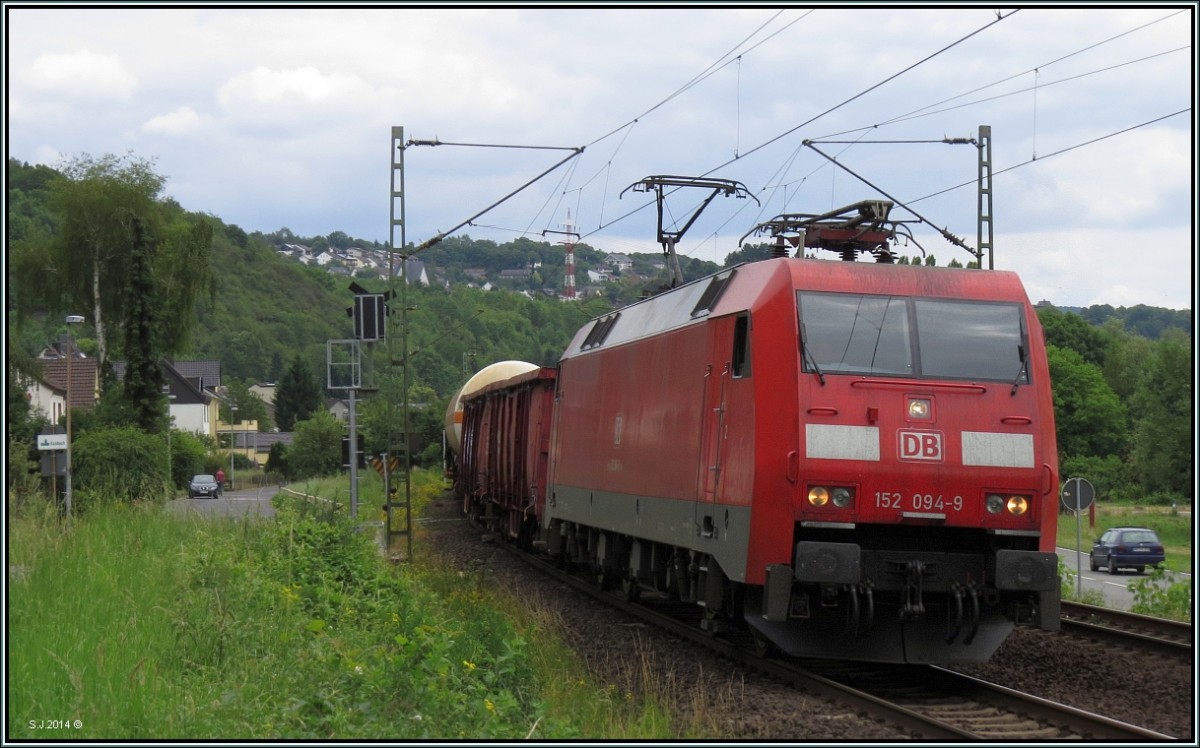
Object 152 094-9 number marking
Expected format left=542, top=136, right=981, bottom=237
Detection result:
left=875, top=492, right=963, bottom=511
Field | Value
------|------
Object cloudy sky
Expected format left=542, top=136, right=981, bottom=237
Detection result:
left=5, top=4, right=1194, bottom=310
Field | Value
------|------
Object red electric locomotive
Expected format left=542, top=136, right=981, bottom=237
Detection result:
left=455, top=201, right=1060, bottom=664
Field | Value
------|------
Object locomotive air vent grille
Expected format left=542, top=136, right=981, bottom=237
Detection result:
left=690, top=269, right=737, bottom=318
left=581, top=313, right=621, bottom=349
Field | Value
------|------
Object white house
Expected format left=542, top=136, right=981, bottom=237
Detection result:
left=605, top=253, right=634, bottom=272
left=25, top=377, right=65, bottom=425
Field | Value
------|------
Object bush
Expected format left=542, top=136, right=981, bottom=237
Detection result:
left=168, top=430, right=208, bottom=489
left=6, top=437, right=44, bottom=509
left=1141, top=491, right=1186, bottom=507
left=72, top=426, right=170, bottom=510
left=1129, top=567, right=1192, bottom=622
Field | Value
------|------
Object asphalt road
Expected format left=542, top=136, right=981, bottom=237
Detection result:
left=1056, top=545, right=1189, bottom=611
left=167, top=485, right=280, bottom=518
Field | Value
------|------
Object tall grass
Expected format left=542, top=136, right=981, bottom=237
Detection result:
left=6, top=483, right=684, bottom=739
left=8, top=502, right=198, bottom=737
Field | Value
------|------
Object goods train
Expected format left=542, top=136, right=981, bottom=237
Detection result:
left=448, top=201, right=1060, bottom=664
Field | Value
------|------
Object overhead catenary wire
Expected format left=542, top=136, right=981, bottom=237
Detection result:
left=584, top=9, right=810, bottom=149
left=811, top=45, right=1191, bottom=138
left=577, top=9, right=1019, bottom=246
left=907, top=108, right=1192, bottom=205
left=692, top=10, right=1020, bottom=179
left=413, top=8, right=1185, bottom=264
left=409, top=145, right=585, bottom=253
left=860, top=9, right=1188, bottom=131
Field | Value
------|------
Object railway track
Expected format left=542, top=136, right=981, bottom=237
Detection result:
left=797, top=660, right=1176, bottom=740
left=490, top=531, right=1181, bottom=740
left=1060, top=599, right=1193, bottom=658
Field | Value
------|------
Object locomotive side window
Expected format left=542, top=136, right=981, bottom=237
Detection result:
left=732, top=314, right=751, bottom=378
left=914, top=300, right=1028, bottom=383
left=797, top=293, right=912, bottom=376
left=797, top=292, right=1028, bottom=383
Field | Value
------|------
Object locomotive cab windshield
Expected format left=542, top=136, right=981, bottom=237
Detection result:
left=797, top=291, right=1030, bottom=384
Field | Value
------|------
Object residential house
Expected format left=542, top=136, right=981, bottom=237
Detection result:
left=221, top=416, right=262, bottom=467
left=327, top=398, right=350, bottom=421
left=605, top=253, right=634, bottom=272
left=162, top=360, right=220, bottom=438
left=249, top=431, right=294, bottom=465
left=110, top=358, right=222, bottom=438
left=24, top=340, right=99, bottom=423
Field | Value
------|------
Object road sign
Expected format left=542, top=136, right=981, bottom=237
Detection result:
left=37, top=433, right=68, bottom=450
left=1061, top=476, right=1097, bottom=598
left=1061, top=477, right=1095, bottom=512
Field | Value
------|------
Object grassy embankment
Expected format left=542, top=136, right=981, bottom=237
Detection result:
left=6, top=471, right=728, bottom=740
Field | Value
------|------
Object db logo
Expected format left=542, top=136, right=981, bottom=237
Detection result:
left=899, top=430, right=944, bottom=462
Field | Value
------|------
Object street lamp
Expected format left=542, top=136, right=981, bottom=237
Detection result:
left=64, top=314, right=84, bottom=517
left=229, top=404, right=238, bottom=493
left=163, top=383, right=176, bottom=494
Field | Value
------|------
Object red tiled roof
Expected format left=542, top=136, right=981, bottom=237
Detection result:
left=36, top=358, right=98, bottom=409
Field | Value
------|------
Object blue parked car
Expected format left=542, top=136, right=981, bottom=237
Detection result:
left=1089, top=527, right=1165, bottom=574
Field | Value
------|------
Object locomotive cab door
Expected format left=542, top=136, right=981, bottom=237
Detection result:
left=697, top=314, right=749, bottom=536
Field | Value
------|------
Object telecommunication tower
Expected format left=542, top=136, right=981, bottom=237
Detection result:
left=542, top=211, right=580, bottom=300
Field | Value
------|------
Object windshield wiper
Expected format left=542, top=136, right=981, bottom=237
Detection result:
left=1010, top=343, right=1027, bottom=396
left=800, top=321, right=826, bottom=386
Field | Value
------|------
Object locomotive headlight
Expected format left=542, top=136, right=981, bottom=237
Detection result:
left=831, top=487, right=853, bottom=507
left=907, top=398, right=931, bottom=419
left=986, top=493, right=1030, bottom=515
left=808, top=486, right=830, bottom=506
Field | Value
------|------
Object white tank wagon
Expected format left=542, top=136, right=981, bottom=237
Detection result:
left=443, top=360, right=538, bottom=454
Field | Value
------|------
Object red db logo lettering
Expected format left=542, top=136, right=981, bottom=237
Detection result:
left=899, top=430, right=943, bottom=462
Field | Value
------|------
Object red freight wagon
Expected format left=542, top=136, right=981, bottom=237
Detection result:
left=458, top=367, right=557, bottom=545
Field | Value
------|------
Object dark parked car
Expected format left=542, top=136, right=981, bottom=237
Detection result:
left=189, top=474, right=220, bottom=500
left=1090, top=526, right=1165, bottom=574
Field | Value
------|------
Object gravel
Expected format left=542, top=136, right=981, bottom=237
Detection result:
left=419, top=495, right=1194, bottom=740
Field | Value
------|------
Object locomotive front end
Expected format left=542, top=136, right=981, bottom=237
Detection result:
left=747, top=261, right=1060, bottom=664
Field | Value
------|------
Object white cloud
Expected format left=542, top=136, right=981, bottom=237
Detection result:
left=143, top=107, right=205, bottom=136
left=5, top=7, right=1192, bottom=311
left=1000, top=227, right=1192, bottom=310
left=218, top=65, right=372, bottom=107
left=26, top=49, right=137, bottom=100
